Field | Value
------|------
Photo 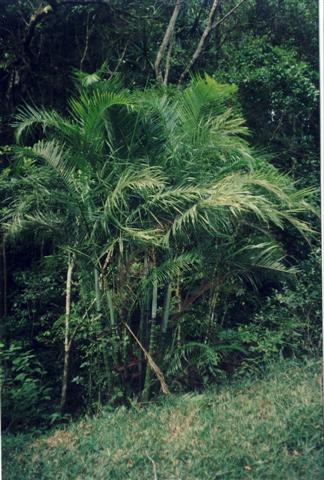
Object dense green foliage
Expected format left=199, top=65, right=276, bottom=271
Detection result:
left=3, top=359, right=323, bottom=479
left=0, top=0, right=320, bottom=434
left=1, top=73, right=317, bottom=426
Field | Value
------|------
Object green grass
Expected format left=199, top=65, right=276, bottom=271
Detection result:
left=3, top=358, right=323, bottom=479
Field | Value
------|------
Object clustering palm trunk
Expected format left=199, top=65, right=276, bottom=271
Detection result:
left=161, top=282, right=172, bottom=351
left=94, top=268, right=114, bottom=395
left=1, top=236, right=7, bottom=318
left=60, top=253, right=75, bottom=412
left=142, top=256, right=159, bottom=401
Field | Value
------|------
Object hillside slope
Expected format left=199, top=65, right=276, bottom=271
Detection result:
left=3, top=359, right=323, bottom=480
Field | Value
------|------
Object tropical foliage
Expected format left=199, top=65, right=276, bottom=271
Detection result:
left=0, top=0, right=319, bottom=430
left=1, top=71, right=317, bottom=426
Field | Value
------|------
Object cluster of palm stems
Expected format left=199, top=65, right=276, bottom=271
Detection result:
left=2, top=72, right=315, bottom=410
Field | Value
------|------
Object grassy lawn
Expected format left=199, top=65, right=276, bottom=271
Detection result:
left=3, top=358, right=323, bottom=479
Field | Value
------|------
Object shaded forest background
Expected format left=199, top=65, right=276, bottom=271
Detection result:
left=0, top=0, right=320, bottom=430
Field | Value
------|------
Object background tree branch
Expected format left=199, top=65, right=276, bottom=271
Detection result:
left=154, top=0, right=184, bottom=83
left=178, top=0, right=248, bottom=84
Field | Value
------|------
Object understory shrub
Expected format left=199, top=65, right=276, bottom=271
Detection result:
left=1, top=341, right=53, bottom=429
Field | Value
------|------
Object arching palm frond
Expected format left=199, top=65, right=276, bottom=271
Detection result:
left=140, top=251, right=202, bottom=290
left=16, top=140, right=76, bottom=188
left=178, top=74, right=238, bottom=124
left=104, top=166, right=166, bottom=217
left=68, top=90, right=132, bottom=155
left=13, top=104, right=80, bottom=146
left=222, top=239, right=298, bottom=290
left=132, top=90, right=179, bottom=161
left=72, top=65, right=123, bottom=93
left=176, top=76, right=247, bottom=155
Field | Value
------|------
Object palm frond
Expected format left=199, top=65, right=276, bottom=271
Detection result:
left=104, top=166, right=166, bottom=216
left=72, top=64, right=123, bottom=92
left=16, top=140, right=77, bottom=191
left=141, top=252, right=201, bottom=290
left=13, top=104, right=79, bottom=145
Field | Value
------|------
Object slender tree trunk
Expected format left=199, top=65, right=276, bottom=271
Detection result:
left=152, top=271, right=158, bottom=323
left=143, top=255, right=150, bottom=348
left=106, top=288, right=115, bottom=329
left=176, top=274, right=182, bottom=348
left=178, top=0, right=247, bottom=84
left=178, top=0, right=220, bottom=85
left=80, top=10, right=91, bottom=71
left=177, top=323, right=181, bottom=348
left=161, top=282, right=172, bottom=352
left=101, top=274, right=116, bottom=331
left=154, top=0, right=183, bottom=82
left=163, top=35, right=174, bottom=85
left=162, top=283, right=172, bottom=334
left=94, top=267, right=102, bottom=313
left=138, top=301, right=145, bottom=384
left=2, top=237, right=7, bottom=317
left=138, top=255, right=150, bottom=387
left=60, top=253, right=75, bottom=413
left=142, top=262, right=158, bottom=400
left=206, top=290, right=217, bottom=342
left=104, top=278, right=119, bottom=371
left=94, top=267, right=112, bottom=394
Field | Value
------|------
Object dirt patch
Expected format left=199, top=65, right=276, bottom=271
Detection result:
left=166, top=409, right=198, bottom=441
left=30, top=430, right=75, bottom=451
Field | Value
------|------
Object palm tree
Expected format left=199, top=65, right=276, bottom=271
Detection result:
left=10, top=80, right=171, bottom=404
left=6, top=72, right=315, bottom=402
